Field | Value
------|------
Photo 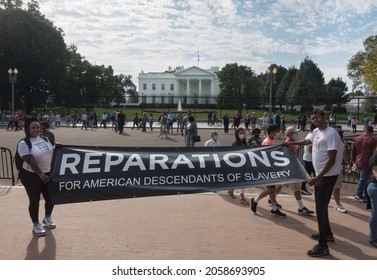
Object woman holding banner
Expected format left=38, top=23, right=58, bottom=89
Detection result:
left=18, top=117, right=56, bottom=237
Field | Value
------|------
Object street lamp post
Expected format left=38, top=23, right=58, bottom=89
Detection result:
left=8, top=68, right=18, bottom=112
left=141, top=93, right=144, bottom=113
left=266, top=67, right=277, bottom=122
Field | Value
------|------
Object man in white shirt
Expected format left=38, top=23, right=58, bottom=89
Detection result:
left=204, top=131, right=221, bottom=147
left=287, top=109, right=344, bottom=257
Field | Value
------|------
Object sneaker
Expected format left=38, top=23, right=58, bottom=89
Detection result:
left=298, top=207, right=315, bottom=216
left=369, top=239, right=377, bottom=248
left=354, top=195, right=366, bottom=203
left=307, top=244, right=330, bottom=257
left=250, top=198, right=257, bottom=213
left=268, top=199, right=282, bottom=209
left=300, top=189, right=312, bottom=196
left=43, top=217, right=56, bottom=229
left=270, top=208, right=287, bottom=217
left=335, top=204, right=347, bottom=213
left=32, top=223, right=46, bottom=236
left=311, top=233, right=335, bottom=242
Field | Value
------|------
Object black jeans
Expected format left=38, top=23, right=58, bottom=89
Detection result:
left=315, top=175, right=338, bottom=248
left=301, top=160, right=315, bottom=190
left=20, top=169, right=54, bottom=224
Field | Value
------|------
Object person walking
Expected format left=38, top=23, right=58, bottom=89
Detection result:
left=278, top=126, right=314, bottom=216
left=18, top=117, right=56, bottom=237
left=289, top=109, right=344, bottom=257
left=223, top=112, right=230, bottom=134
left=352, top=126, right=377, bottom=203
left=367, top=149, right=377, bottom=248
left=227, top=128, right=250, bottom=205
left=185, top=115, right=198, bottom=147
left=250, top=124, right=287, bottom=217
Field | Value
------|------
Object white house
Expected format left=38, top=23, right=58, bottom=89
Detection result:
left=137, top=65, right=220, bottom=106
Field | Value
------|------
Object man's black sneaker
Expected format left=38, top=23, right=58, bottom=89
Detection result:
left=250, top=198, right=257, bottom=213
left=270, top=208, right=287, bottom=217
left=298, top=207, right=315, bottom=216
left=311, top=233, right=335, bottom=242
left=369, top=239, right=377, bottom=248
left=307, top=244, right=330, bottom=257
left=267, top=199, right=282, bottom=209
left=300, top=189, right=312, bottom=195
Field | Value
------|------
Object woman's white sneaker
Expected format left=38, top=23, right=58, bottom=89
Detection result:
left=43, top=217, right=56, bottom=229
left=335, top=204, right=347, bottom=213
left=32, top=223, right=46, bottom=236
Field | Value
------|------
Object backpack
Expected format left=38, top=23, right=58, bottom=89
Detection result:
left=15, top=136, right=48, bottom=171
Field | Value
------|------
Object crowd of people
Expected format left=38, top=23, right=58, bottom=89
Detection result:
left=203, top=109, right=377, bottom=256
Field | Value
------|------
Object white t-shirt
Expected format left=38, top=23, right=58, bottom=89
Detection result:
left=204, top=139, right=221, bottom=147
left=309, top=126, right=344, bottom=176
left=302, top=132, right=313, bottom=162
left=18, top=136, right=54, bottom=173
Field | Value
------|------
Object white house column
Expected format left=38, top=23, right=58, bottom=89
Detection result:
left=211, top=79, right=215, bottom=97
left=186, top=79, right=190, bottom=100
left=198, top=79, right=202, bottom=104
left=175, top=79, right=179, bottom=97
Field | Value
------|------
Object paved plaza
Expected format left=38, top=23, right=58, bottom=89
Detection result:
left=0, top=123, right=376, bottom=259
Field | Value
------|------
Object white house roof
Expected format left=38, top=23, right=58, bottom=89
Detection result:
left=175, top=66, right=216, bottom=77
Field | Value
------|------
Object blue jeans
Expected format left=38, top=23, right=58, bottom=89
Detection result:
left=184, top=133, right=195, bottom=147
left=367, top=182, right=377, bottom=241
left=357, top=168, right=372, bottom=198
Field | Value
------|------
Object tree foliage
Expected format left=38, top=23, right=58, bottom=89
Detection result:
left=0, top=1, right=137, bottom=113
left=0, top=6, right=67, bottom=112
left=287, top=57, right=326, bottom=113
left=348, top=35, right=377, bottom=92
left=217, top=63, right=261, bottom=110
left=326, top=77, right=348, bottom=109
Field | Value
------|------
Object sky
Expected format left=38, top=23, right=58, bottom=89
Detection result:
left=38, top=0, right=377, bottom=90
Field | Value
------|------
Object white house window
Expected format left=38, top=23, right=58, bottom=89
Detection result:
left=143, top=83, right=147, bottom=90
left=170, top=83, right=174, bottom=90
left=161, top=84, right=165, bottom=90
left=152, top=83, right=156, bottom=90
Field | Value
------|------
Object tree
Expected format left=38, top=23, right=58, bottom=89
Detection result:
left=278, top=67, right=298, bottom=111
left=362, top=46, right=377, bottom=93
left=0, top=6, right=67, bottom=113
left=348, top=35, right=377, bottom=91
left=217, top=63, right=261, bottom=111
left=287, top=57, right=326, bottom=113
left=326, top=78, right=348, bottom=110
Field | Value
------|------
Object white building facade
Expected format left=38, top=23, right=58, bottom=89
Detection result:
left=137, top=66, right=220, bottom=106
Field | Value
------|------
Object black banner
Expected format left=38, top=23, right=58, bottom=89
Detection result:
left=49, top=145, right=309, bottom=205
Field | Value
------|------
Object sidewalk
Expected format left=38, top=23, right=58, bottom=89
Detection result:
left=0, top=124, right=375, bottom=260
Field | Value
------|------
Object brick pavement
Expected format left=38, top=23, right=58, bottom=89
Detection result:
left=0, top=124, right=375, bottom=259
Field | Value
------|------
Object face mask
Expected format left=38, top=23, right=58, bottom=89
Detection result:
left=239, top=134, right=245, bottom=140
left=212, top=135, right=218, bottom=141
left=292, top=133, right=298, bottom=140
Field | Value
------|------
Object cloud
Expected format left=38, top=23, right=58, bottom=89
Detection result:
left=38, top=0, right=377, bottom=89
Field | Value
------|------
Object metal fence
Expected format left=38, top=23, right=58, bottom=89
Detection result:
left=0, top=147, right=15, bottom=195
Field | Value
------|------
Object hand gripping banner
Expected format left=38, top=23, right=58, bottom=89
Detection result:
left=48, top=144, right=309, bottom=205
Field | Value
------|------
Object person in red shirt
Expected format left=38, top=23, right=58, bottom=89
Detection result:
left=277, top=126, right=314, bottom=216
left=250, top=124, right=287, bottom=217
left=352, top=126, right=377, bottom=202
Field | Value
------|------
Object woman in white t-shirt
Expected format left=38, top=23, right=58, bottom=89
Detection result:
left=18, top=118, right=55, bottom=237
